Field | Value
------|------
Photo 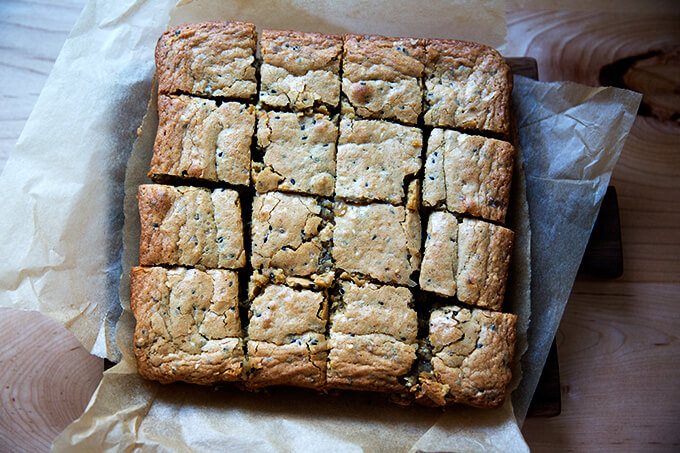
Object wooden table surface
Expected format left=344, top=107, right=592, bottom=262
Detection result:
left=1, top=1, right=679, bottom=451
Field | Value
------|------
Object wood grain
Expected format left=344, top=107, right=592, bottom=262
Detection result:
left=0, top=3, right=679, bottom=452
left=0, top=309, right=103, bottom=452
left=0, top=0, right=86, bottom=163
left=506, top=9, right=680, bottom=451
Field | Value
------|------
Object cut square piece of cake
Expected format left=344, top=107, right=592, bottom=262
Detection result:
left=419, top=211, right=459, bottom=297
left=423, top=128, right=515, bottom=224
left=341, top=34, right=426, bottom=125
left=423, top=39, right=512, bottom=135
left=336, top=118, right=422, bottom=205
left=417, top=305, right=517, bottom=408
left=130, top=266, right=244, bottom=385
left=245, top=281, right=328, bottom=390
left=456, top=218, right=514, bottom=311
left=138, top=185, right=246, bottom=269
left=149, top=95, right=255, bottom=186
left=333, top=203, right=421, bottom=286
left=155, top=21, right=257, bottom=99
left=253, top=111, right=338, bottom=197
left=327, top=281, right=418, bottom=392
left=251, top=191, right=333, bottom=283
left=260, top=30, right=342, bottom=112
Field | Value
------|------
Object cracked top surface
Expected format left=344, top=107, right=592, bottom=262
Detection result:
left=327, top=281, right=418, bottom=392
left=331, top=281, right=417, bottom=341
left=336, top=118, right=422, bottom=205
left=260, top=30, right=342, bottom=111
left=139, top=25, right=517, bottom=402
left=251, top=192, right=333, bottom=280
left=138, top=185, right=246, bottom=269
left=423, top=39, right=512, bottom=135
left=426, top=305, right=517, bottom=408
left=419, top=211, right=459, bottom=297
left=327, top=333, right=417, bottom=393
left=156, top=21, right=257, bottom=99
left=130, top=266, right=244, bottom=385
left=150, top=95, right=254, bottom=186
left=341, top=34, right=425, bottom=125
left=456, top=218, right=514, bottom=311
left=333, top=203, right=421, bottom=286
left=246, top=284, right=328, bottom=389
left=254, top=111, right=337, bottom=197
left=247, top=284, right=328, bottom=344
left=423, top=129, right=515, bottom=224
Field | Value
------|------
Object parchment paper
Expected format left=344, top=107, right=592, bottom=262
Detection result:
left=510, top=76, right=642, bottom=423
left=0, top=0, right=641, bottom=451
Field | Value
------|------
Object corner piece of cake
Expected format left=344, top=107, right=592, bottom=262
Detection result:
left=423, top=39, right=512, bottom=136
left=416, top=305, right=517, bottom=408
left=155, top=21, right=257, bottom=99
left=130, top=266, right=244, bottom=385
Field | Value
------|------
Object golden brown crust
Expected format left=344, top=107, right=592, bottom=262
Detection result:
left=262, top=30, right=343, bottom=73
left=130, top=266, right=244, bottom=385
left=327, top=334, right=416, bottom=393
left=326, top=282, right=418, bottom=393
left=341, top=34, right=426, bottom=125
left=245, top=340, right=327, bottom=389
left=150, top=95, right=254, bottom=185
left=457, top=219, right=514, bottom=311
left=138, top=185, right=246, bottom=269
left=419, top=211, right=458, bottom=296
left=423, top=39, right=512, bottom=135
left=155, top=21, right=256, bottom=98
left=245, top=284, right=328, bottom=390
left=343, top=34, right=426, bottom=80
left=423, top=305, right=517, bottom=408
left=260, top=30, right=342, bottom=111
left=423, top=129, right=515, bottom=224
left=139, top=26, right=518, bottom=403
